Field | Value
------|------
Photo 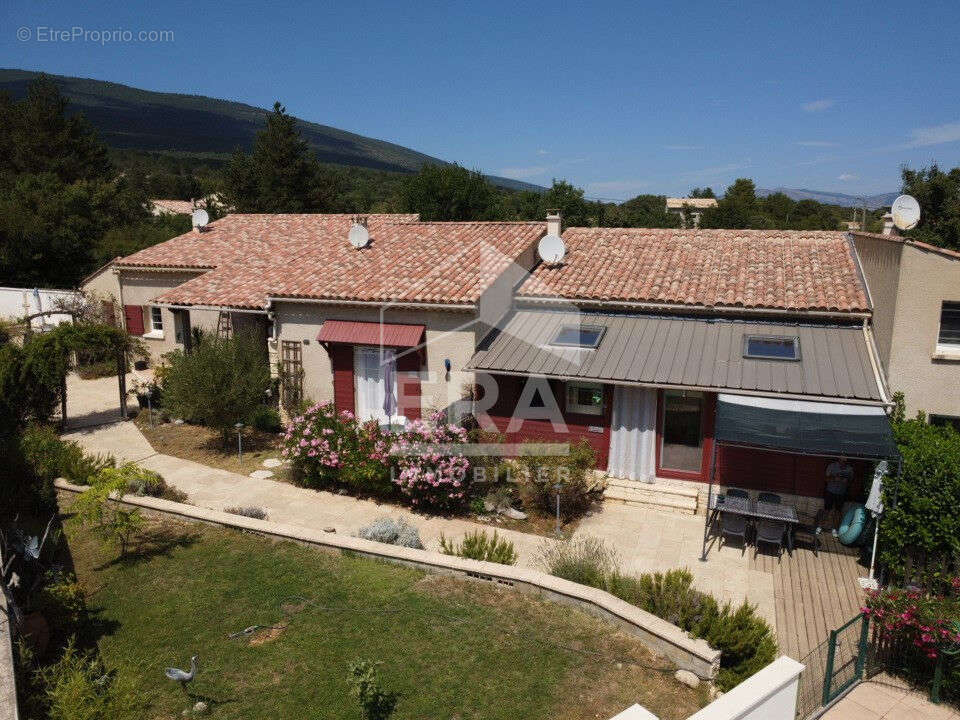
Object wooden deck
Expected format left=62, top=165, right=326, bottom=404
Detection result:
left=749, top=534, right=868, bottom=660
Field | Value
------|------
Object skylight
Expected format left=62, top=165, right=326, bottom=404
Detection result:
left=550, top=324, right=606, bottom=349
left=744, top=335, right=800, bottom=361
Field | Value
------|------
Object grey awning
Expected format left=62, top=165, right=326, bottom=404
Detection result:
left=467, top=309, right=885, bottom=402
left=715, top=394, right=898, bottom=460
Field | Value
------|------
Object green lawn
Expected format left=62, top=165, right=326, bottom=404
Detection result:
left=63, top=512, right=707, bottom=720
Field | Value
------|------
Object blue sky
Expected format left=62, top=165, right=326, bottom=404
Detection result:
left=3, top=0, right=959, bottom=200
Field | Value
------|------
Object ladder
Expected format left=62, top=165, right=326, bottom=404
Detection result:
left=216, top=311, right=233, bottom=339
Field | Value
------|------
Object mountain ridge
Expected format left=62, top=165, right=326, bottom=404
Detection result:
left=0, top=68, right=545, bottom=193
left=757, top=187, right=898, bottom=210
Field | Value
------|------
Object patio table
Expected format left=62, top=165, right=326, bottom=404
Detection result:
left=707, top=494, right=799, bottom=551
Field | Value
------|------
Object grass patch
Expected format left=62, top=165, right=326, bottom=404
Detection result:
left=63, top=512, right=707, bottom=719
left=134, top=410, right=284, bottom=477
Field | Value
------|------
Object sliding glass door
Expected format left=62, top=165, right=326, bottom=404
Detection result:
left=659, top=390, right=705, bottom=475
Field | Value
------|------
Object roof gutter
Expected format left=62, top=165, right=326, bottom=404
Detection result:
left=157, top=303, right=268, bottom=315
left=267, top=296, right=477, bottom=312
left=466, top=367, right=891, bottom=408
left=515, top=295, right=872, bottom=321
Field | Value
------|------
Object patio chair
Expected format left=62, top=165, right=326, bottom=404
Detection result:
left=719, top=512, right=750, bottom=555
left=755, top=520, right=787, bottom=560
left=794, top=510, right=825, bottom=556
left=757, top=492, right=781, bottom=504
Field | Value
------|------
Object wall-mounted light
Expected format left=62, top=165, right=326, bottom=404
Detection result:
left=444, top=358, right=452, bottom=372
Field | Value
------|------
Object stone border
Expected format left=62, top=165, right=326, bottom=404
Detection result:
left=55, top=479, right=721, bottom=679
left=0, top=551, right=19, bottom=720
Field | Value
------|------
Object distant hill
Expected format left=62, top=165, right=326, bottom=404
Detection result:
left=757, top=187, right=898, bottom=210
left=0, top=68, right=543, bottom=192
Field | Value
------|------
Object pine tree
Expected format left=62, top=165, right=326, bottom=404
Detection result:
left=226, top=102, right=335, bottom=212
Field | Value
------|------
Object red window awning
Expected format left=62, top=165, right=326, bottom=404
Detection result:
left=316, top=320, right=425, bottom=347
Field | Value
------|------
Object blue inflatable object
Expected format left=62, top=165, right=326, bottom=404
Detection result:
left=837, top=503, right=868, bottom=546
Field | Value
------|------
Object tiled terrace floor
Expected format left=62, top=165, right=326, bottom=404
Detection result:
left=577, top=502, right=869, bottom=660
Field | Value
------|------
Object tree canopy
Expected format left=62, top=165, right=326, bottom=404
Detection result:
left=225, top=102, right=343, bottom=213
left=0, top=76, right=174, bottom=288
left=900, top=164, right=960, bottom=251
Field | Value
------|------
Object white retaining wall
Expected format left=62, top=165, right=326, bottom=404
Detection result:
left=612, top=657, right=805, bottom=720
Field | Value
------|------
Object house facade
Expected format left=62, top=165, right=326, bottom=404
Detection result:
left=113, top=213, right=544, bottom=422
left=466, top=227, right=891, bottom=515
left=851, top=231, right=960, bottom=428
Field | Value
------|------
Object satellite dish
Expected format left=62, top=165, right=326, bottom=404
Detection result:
left=891, top=195, right=920, bottom=230
left=191, top=208, right=209, bottom=229
left=348, top=222, right=370, bottom=249
left=537, top=234, right=566, bottom=264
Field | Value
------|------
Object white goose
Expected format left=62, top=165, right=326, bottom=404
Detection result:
left=165, top=655, right=198, bottom=690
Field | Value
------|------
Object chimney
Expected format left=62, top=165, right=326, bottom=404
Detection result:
left=881, top=212, right=896, bottom=236
left=546, top=209, right=561, bottom=237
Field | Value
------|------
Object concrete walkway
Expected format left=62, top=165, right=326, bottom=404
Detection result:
left=822, top=676, right=959, bottom=719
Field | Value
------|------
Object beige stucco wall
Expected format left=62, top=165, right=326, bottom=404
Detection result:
left=117, top=269, right=220, bottom=361
left=884, top=245, right=960, bottom=418
left=80, top=262, right=121, bottom=305
left=852, top=234, right=903, bottom=370
left=273, top=301, right=480, bottom=415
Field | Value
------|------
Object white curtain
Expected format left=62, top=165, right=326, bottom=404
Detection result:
left=354, top=347, right=398, bottom=422
left=607, top=385, right=657, bottom=482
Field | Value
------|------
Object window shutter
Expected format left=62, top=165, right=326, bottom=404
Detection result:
left=123, top=305, right=145, bottom=335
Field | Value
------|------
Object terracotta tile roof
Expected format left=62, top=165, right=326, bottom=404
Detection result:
left=117, top=214, right=418, bottom=270
left=125, top=214, right=544, bottom=309
left=150, top=199, right=195, bottom=215
left=518, top=228, right=869, bottom=313
left=665, top=197, right=719, bottom=209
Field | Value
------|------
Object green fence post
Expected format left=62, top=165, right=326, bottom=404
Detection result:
left=823, top=628, right=839, bottom=706
left=855, top=613, right=870, bottom=680
left=931, top=653, right=944, bottom=704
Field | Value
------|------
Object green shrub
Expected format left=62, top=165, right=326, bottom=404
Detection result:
left=20, top=424, right=76, bottom=481
left=37, top=639, right=142, bottom=720
left=539, top=536, right=618, bottom=588
left=541, top=540, right=777, bottom=692
left=249, top=405, right=283, bottom=433
left=61, top=449, right=115, bottom=486
left=518, top=439, right=603, bottom=521
left=19, top=425, right=114, bottom=486
left=347, top=660, right=399, bottom=720
left=880, top=396, right=960, bottom=591
left=33, top=572, right=86, bottom=639
left=76, top=359, right=119, bottom=380
left=440, top=530, right=518, bottom=565
left=73, top=468, right=146, bottom=557
left=161, top=331, right=272, bottom=442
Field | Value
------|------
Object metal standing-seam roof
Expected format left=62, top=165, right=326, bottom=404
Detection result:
left=466, top=309, right=885, bottom=402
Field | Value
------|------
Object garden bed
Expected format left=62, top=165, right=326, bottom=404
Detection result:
left=134, top=409, right=286, bottom=478
left=60, top=512, right=707, bottom=719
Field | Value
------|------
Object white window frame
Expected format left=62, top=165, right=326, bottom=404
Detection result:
left=144, top=306, right=164, bottom=339
left=935, top=301, right=960, bottom=357
left=566, top=381, right=604, bottom=416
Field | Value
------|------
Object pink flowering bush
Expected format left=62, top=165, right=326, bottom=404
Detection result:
left=863, top=580, right=960, bottom=699
left=281, top=402, right=391, bottom=496
left=863, top=583, right=960, bottom=660
left=389, top=412, right=471, bottom=513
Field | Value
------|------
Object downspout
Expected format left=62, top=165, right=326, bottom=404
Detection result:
left=862, top=320, right=891, bottom=405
